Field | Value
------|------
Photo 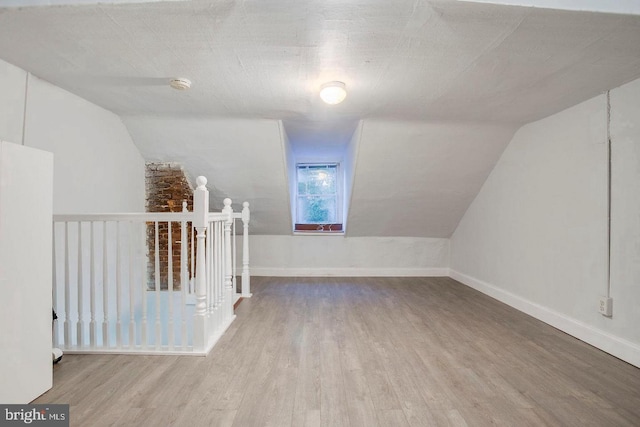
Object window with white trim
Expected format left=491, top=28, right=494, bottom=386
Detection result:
left=295, top=163, right=343, bottom=232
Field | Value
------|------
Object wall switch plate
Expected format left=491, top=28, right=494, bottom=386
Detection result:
left=598, top=296, right=613, bottom=317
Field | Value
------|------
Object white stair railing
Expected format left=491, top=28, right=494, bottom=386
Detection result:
left=51, top=176, right=251, bottom=356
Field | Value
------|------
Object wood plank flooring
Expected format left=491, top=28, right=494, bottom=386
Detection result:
left=35, top=277, right=640, bottom=426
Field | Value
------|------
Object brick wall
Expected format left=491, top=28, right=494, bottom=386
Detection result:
left=145, top=163, right=194, bottom=290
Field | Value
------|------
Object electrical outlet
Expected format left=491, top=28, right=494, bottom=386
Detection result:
left=598, top=297, right=613, bottom=317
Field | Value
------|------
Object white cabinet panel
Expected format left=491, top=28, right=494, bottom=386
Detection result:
left=0, top=141, right=53, bottom=403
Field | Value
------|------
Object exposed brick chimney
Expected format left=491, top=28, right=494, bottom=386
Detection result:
left=145, top=163, right=194, bottom=290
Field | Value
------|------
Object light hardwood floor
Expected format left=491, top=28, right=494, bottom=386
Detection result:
left=35, top=277, right=640, bottom=426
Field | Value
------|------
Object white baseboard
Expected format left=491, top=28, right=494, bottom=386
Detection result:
left=250, top=267, right=450, bottom=277
left=450, top=269, right=640, bottom=368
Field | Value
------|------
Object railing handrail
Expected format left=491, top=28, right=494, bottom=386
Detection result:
left=54, top=212, right=231, bottom=223
left=54, top=212, right=194, bottom=222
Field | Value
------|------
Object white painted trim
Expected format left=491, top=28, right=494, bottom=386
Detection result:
left=63, top=348, right=207, bottom=357
left=251, top=267, right=450, bottom=277
left=450, top=269, right=640, bottom=368
left=204, top=315, right=236, bottom=354
left=64, top=315, right=237, bottom=357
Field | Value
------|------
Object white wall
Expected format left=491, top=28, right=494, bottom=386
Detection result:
left=280, top=120, right=296, bottom=231
left=342, top=121, right=362, bottom=232
left=0, top=60, right=26, bottom=144
left=24, top=75, right=145, bottom=213
left=0, top=58, right=145, bottom=213
left=250, top=235, right=449, bottom=276
left=450, top=77, right=640, bottom=367
left=609, top=78, right=640, bottom=352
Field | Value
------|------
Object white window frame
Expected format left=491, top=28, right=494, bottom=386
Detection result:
left=295, top=162, right=343, bottom=229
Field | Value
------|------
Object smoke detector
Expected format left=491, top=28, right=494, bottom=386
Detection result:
left=169, top=78, right=191, bottom=90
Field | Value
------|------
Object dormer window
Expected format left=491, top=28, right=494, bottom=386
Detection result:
left=295, top=163, right=343, bottom=232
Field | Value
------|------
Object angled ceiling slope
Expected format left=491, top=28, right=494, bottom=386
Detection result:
left=124, top=116, right=293, bottom=235
left=347, top=120, right=518, bottom=238
left=458, top=0, right=640, bottom=16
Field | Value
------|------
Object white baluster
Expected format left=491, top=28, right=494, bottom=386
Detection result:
left=223, top=198, right=234, bottom=322
left=212, top=221, right=217, bottom=315
left=213, top=221, right=221, bottom=330
left=217, top=222, right=223, bottom=324
left=193, top=176, right=209, bottom=352
left=141, top=222, right=148, bottom=348
left=64, top=222, right=71, bottom=348
left=154, top=221, right=161, bottom=349
left=128, top=221, right=135, bottom=348
left=190, top=221, right=195, bottom=294
left=207, top=221, right=213, bottom=315
left=168, top=221, right=174, bottom=349
left=181, top=202, right=187, bottom=349
left=232, top=219, right=237, bottom=298
left=77, top=222, right=84, bottom=348
left=241, top=202, right=251, bottom=298
left=52, top=223, right=59, bottom=348
left=89, top=222, right=96, bottom=348
left=116, top=222, right=122, bottom=348
left=102, top=221, right=109, bottom=348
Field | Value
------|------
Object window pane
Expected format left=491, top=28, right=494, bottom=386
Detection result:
left=297, top=196, right=337, bottom=223
left=297, top=165, right=337, bottom=196
left=297, top=180, right=307, bottom=195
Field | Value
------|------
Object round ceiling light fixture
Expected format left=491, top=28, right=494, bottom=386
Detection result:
left=169, top=78, right=192, bottom=90
left=319, top=81, right=347, bottom=105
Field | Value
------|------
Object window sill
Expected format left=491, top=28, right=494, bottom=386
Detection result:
left=293, top=223, right=344, bottom=235
left=293, top=231, right=345, bottom=236
left=295, top=223, right=343, bottom=232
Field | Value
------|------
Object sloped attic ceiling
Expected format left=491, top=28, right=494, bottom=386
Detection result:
left=0, top=0, right=639, bottom=236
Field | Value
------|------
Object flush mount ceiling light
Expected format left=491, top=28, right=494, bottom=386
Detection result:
left=169, top=77, right=191, bottom=90
left=319, top=81, right=347, bottom=105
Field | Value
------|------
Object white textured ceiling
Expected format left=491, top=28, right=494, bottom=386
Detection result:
left=0, top=0, right=639, bottom=236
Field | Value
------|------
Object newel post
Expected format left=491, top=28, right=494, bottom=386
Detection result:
left=193, top=176, right=209, bottom=352
left=241, top=202, right=251, bottom=298
left=222, top=198, right=234, bottom=321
